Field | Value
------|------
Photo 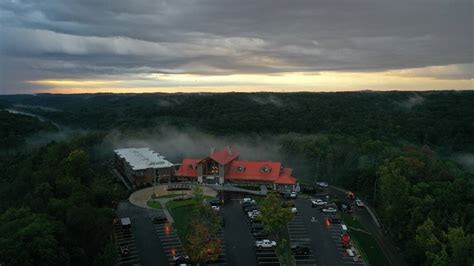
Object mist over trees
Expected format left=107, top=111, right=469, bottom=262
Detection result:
left=0, top=91, right=473, bottom=265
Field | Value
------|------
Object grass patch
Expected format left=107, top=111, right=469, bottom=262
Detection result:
left=146, top=200, right=162, bottom=209
left=165, top=196, right=215, bottom=210
left=166, top=199, right=197, bottom=210
left=341, top=214, right=390, bottom=266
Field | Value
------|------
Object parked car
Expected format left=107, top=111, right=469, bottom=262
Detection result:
left=291, top=245, right=310, bottom=255
left=341, top=233, right=351, bottom=248
left=341, top=224, right=348, bottom=235
left=211, top=205, right=220, bottom=212
left=311, top=199, right=327, bottom=208
left=241, top=202, right=257, bottom=208
left=355, top=199, right=365, bottom=207
left=119, top=244, right=129, bottom=256
left=121, top=217, right=132, bottom=230
left=291, top=207, right=298, bottom=214
left=337, top=201, right=353, bottom=213
left=256, top=239, right=277, bottom=248
left=316, top=182, right=329, bottom=188
left=173, top=255, right=191, bottom=266
left=248, top=211, right=261, bottom=219
left=321, top=207, right=337, bottom=214
left=290, top=192, right=297, bottom=199
left=209, top=199, right=221, bottom=207
left=152, top=215, right=167, bottom=224
left=243, top=205, right=258, bottom=213
left=243, top=198, right=256, bottom=204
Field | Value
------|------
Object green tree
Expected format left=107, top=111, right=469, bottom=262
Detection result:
left=259, top=192, right=293, bottom=238
left=186, top=223, right=221, bottom=264
left=184, top=187, right=222, bottom=263
left=416, top=218, right=443, bottom=265
left=446, top=227, right=474, bottom=265
left=0, top=208, right=67, bottom=266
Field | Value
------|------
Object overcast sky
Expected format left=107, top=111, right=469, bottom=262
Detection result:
left=0, top=0, right=472, bottom=94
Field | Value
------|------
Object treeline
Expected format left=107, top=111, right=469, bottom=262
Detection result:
left=1, top=91, right=473, bottom=152
left=0, top=135, right=124, bottom=266
left=0, top=111, right=57, bottom=151
left=279, top=134, right=474, bottom=265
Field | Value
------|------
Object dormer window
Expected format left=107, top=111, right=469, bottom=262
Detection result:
left=260, top=166, right=272, bottom=173
left=236, top=166, right=246, bottom=172
left=188, top=164, right=195, bottom=169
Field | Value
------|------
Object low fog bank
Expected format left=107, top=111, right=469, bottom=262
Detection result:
left=397, top=94, right=425, bottom=110
left=100, top=126, right=284, bottom=164
left=453, top=153, right=474, bottom=172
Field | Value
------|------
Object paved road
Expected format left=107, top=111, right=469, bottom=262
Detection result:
left=221, top=195, right=259, bottom=266
left=117, top=201, right=169, bottom=266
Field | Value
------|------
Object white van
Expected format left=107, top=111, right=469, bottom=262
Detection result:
left=341, top=224, right=348, bottom=234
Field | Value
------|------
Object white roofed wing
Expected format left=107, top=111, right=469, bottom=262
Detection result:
left=114, top=148, right=174, bottom=170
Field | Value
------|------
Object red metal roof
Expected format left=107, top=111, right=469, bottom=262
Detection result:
left=226, top=160, right=281, bottom=181
left=275, top=168, right=297, bottom=185
left=174, top=147, right=296, bottom=185
left=175, top=159, right=200, bottom=177
left=208, top=146, right=240, bottom=165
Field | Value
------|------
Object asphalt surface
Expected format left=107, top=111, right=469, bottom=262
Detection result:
left=221, top=195, right=259, bottom=266
left=117, top=201, right=169, bottom=266
left=295, top=198, right=344, bottom=266
left=287, top=212, right=317, bottom=265
left=117, top=190, right=377, bottom=266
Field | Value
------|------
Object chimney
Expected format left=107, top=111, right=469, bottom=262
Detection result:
left=228, top=146, right=232, bottom=155
left=210, top=147, right=215, bottom=154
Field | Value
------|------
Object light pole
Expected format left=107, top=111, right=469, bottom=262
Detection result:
left=153, top=168, right=156, bottom=197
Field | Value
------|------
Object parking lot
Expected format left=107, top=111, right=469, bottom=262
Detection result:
left=295, top=198, right=365, bottom=265
left=210, top=228, right=228, bottom=265
left=118, top=190, right=367, bottom=266
left=287, top=213, right=317, bottom=265
left=116, top=201, right=169, bottom=266
left=115, top=202, right=140, bottom=266
left=153, top=221, right=186, bottom=265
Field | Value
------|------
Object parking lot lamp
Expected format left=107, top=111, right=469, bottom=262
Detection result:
left=153, top=168, right=156, bottom=196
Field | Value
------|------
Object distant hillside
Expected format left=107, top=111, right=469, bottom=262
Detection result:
left=1, top=91, right=473, bottom=152
left=0, top=111, right=57, bottom=150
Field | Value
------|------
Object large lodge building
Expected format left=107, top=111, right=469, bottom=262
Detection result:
left=175, top=146, right=297, bottom=189
left=114, top=146, right=297, bottom=189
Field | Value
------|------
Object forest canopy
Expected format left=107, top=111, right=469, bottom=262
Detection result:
left=0, top=91, right=472, bottom=265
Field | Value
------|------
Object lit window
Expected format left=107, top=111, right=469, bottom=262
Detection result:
left=261, top=166, right=272, bottom=173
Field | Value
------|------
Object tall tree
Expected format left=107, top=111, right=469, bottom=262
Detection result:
left=259, top=192, right=293, bottom=238
left=0, top=208, right=67, bottom=266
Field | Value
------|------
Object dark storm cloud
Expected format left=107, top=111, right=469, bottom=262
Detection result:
left=0, top=0, right=472, bottom=93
